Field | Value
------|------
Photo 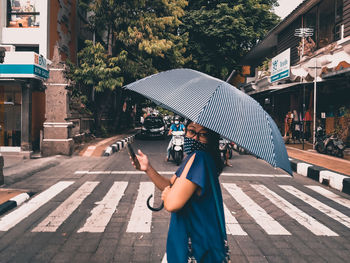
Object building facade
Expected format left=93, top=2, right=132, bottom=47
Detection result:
left=232, top=0, right=350, bottom=146
left=0, top=0, right=91, bottom=157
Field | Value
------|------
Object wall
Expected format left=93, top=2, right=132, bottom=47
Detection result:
left=344, top=0, right=350, bottom=37
left=1, top=1, right=49, bottom=57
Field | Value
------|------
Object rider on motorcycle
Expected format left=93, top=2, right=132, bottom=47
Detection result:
left=166, top=116, right=185, bottom=161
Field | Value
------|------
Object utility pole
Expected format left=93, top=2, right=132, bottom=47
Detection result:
left=294, top=28, right=314, bottom=60
left=310, top=60, right=322, bottom=150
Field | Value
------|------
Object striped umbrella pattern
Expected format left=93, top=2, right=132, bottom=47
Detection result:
left=125, top=68, right=292, bottom=175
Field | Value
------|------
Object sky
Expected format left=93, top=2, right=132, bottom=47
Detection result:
left=274, top=0, right=304, bottom=19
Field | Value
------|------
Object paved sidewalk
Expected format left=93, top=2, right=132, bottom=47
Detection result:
left=286, top=144, right=350, bottom=175
left=0, top=129, right=139, bottom=214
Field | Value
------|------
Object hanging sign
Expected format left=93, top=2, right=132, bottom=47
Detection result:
left=271, top=48, right=290, bottom=83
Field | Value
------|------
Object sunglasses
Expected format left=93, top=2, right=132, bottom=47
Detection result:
left=186, top=129, right=210, bottom=140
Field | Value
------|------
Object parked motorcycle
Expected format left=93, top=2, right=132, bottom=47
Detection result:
left=169, top=130, right=185, bottom=165
left=315, top=126, right=345, bottom=158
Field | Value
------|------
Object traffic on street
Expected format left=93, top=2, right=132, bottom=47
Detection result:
left=0, top=137, right=350, bottom=262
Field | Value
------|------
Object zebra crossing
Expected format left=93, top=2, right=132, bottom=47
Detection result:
left=1, top=178, right=350, bottom=238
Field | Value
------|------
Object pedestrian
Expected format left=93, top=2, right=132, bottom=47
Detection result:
left=166, top=116, right=185, bottom=161
left=130, top=121, right=229, bottom=262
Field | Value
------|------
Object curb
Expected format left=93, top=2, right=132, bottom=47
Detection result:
left=103, top=133, right=138, bottom=157
left=289, top=158, right=350, bottom=194
left=0, top=192, right=35, bottom=216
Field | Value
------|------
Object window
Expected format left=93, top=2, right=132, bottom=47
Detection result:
left=7, top=0, right=40, bottom=28
left=335, top=0, right=343, bottom=23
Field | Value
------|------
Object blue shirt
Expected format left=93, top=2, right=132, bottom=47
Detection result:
left=166, top=151, right=226, bottom=263
left=170, top=123, right=185, bottom=131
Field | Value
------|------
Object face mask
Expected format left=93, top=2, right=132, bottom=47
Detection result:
left=174, top=121, right=179, bottom=125
left=184, top=137, right=209, bottom=154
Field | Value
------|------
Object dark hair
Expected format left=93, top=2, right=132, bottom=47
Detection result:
left=186, top=121, right=223, bottom=173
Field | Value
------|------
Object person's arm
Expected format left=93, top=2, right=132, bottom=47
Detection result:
left=132, top=150, right=176, bottom=191
left=161, top=154, right=198, bottom=212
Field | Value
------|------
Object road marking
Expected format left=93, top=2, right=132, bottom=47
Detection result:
left=74, top=171, right=175, bottom=175
left=77, top=182, right=128, bottom=233
left=162, top=253, right=167, bottom=263
left=83, top=146, right=96, bottom=157
left=0, top=181, right=74, bottom=231
left=280, top=185, right=350, bottom=229
left=222, top=183, right=290, bottom=235
left=32, top=182, right=99, bottom=232
left=126, top=182, right=154, bottom=233
left=305, top=185, right=350, bottom=209
left=221, top=173, right=290, bottom=177
left=253, top=184, right=338, bottom=236
left=74, top=170, right=289, bottom=177
left=223, top=203, right=247, bottom=236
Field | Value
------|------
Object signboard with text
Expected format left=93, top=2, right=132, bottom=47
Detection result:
left=271, top=48, right=290, bottom=83
left=0, top=52, right=49, bottom=80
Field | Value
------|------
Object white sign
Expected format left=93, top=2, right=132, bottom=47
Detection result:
left=271, top=48, right=290, bottom=82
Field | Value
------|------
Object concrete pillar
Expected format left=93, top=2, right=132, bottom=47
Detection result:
left=21, top=83, right=32, bottom=152
left=42, top=44, right=73, bottom=156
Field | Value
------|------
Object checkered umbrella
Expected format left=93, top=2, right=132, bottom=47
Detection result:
left=125, top=68, right=292, bottom=175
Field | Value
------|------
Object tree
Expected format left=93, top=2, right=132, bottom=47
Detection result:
left=75, top=0, right=189, bottom=130
left=181, top=0, right=280, bottom=79
left=80, top=0, right=189, bottom=82
left=66, top=40, right=126, bottom=135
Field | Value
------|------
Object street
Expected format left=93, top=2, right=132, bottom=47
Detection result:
left=0, top=137, right=350, bottom=263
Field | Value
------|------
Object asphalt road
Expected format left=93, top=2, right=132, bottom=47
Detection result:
left=0, top=137, right=350, bottom=262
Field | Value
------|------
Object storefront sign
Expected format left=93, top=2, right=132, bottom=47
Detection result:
left=0, top=52, right=49, bottom=80
left=271, top=48, right=290, bottom=83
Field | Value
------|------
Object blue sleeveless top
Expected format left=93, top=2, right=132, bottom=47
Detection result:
left=166, top=151, right=226, bottom=263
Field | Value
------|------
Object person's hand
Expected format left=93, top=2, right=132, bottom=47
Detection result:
left=131, top=149, right=150, bottom=171
left=161, top=186, right=171, bottom=201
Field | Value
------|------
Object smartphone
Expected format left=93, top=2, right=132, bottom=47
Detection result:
left=127, top=143, right=140, bottom=170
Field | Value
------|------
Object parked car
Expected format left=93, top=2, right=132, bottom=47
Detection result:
left=141, top=116, right=166, bottom=139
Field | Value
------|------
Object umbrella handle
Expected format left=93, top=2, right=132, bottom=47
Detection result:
left=146, top=194, right=164, bottom=211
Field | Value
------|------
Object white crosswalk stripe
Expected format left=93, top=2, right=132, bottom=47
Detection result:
left=32, top=181, right=99, bottom=232
left=223, top=203, right=247, bottom=236
left=280, top=185, right=350, bottom=229
left=126, top=182, right=155, bottom=233
left=222, top=183, right=291, bottom=235
left=0, top=181, right=74, bottom=231
left=77, top=181, right=128, bottom=233
left=2, top=179, right=350, bottom=239
left=253, top=184, right=338, bottom=236
left=305, top=185, right=350, bottom=209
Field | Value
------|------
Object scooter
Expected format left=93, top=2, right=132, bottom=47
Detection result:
left=326, top=134, right=345, bottom=158
left=169, top=130, right=185, bottom=165
left=315, top=126, right=345, bottom=158
left=219, top=138, right=233, bottom=164
left=315, top=126, right=327, bottom=154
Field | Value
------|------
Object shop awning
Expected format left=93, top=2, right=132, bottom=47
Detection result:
left=248, top=82, right=302, bottom=95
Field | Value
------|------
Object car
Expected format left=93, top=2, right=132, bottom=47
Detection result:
left=140, top=116, right=166, bottom=139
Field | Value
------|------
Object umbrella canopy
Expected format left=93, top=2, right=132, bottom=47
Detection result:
left=125, top=68, right=292, bottom=175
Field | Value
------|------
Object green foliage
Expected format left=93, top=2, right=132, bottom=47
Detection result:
left=81, top=0, right=189, bottom=82
left=181, top=0, right=280, bottom=79
left=66, top=40, right=126, bottom=133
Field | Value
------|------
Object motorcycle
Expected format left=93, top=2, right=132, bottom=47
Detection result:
left=169, top=130, right=185, bottom=165
left=219, top=138, right=233, bottom=164
left=315, top=126, right=345, bottom=158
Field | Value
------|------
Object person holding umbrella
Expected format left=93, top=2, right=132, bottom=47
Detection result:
left=130, top=121, right=229, bottom=263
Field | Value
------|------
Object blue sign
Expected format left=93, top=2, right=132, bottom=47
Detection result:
left=271, top=48, right=290, bottom=83
left=0, top=64, right=49, bottom=79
